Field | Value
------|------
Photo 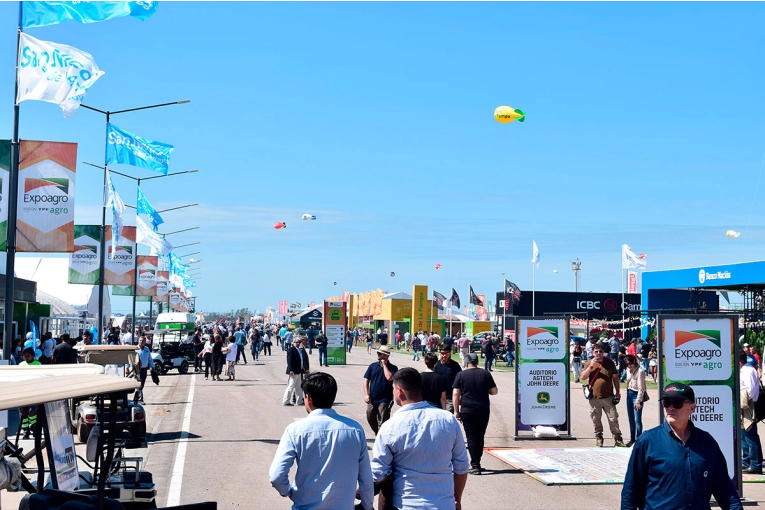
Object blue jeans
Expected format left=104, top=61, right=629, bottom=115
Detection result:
left=507, top=351, right=514, bottom=367
left=318, top=346, right=327, bottom=366
left=641, top=357, right=649, bottom=373
left=412, top=348, right=420, bottom=361
left=743, top=424, right=763, bottom=471
left=251, top=344, right=259, bottom=361
left=572, top=358, right=582, bottom=383
left=626, top=389, right=643, bottom=442
left=484, top=355, right=494, bottom=371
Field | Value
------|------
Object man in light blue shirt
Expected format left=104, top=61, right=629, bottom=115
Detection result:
left=270, top=372, right=373, bottom=510
left=371, top=367, right=469, bottom=510
left=283, top=329, right=293, bottom=352
left=134, top=336, right=155, bottom=404
left=233, top=327, right=247, bottom=364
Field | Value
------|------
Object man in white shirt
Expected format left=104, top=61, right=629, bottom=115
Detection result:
left=270, top=372, right=373, bottom=510
left=741, top=351, right=763, bottom=474
left=371, top=367, right=469, bottom=510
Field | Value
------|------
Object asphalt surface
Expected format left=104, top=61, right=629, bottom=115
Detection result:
left=103, top=348, right=765, bottom=508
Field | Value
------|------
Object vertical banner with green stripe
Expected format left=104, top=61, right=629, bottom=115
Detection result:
left=514, top=318, right=572, bottom=439
left=658, top=315, right=740, bottom=492
left=68, top=225, right=100, bottom=283
left=0, top=140, right=10, bottom=250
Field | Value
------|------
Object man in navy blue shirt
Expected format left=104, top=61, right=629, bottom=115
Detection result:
left=621, top=383, right=742, bottom=510
left=363, top=345, right=398, bottom=434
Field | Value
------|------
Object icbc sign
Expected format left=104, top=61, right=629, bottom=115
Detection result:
left=603, top=299, right=618, bottom=313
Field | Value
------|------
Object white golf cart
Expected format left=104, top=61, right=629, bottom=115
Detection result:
left=0, top=370, right=216, bottom=509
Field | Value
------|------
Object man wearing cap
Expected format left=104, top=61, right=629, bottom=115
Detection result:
left=435, top=345, right=462, bottom=413
left=363, top=344, right=398, bottom=434
left=622, top=383, right=742, bottom=510
left=740, top=352, right=763, bottom=475
left=580, top=344, right=627, bottom=447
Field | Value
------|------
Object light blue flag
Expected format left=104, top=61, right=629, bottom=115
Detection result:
left=22, top=1, right=157, bottom=28
left=136, top=188, right=164, bottom=231
left=106, top=123, right=173, bottom=175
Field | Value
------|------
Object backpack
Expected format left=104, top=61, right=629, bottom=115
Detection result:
left=755, top=384, right=765, bottom=422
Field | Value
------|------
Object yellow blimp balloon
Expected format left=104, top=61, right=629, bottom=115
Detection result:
left=494, top=106, right=525, bottom=124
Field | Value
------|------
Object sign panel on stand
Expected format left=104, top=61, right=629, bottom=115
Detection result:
left=514, top=317, right=573, bottom=440
left=43, top=400, right=79, bottom=491
left=658, top=315, right=741, bottom=495
left=324, top=301, right=347, bottom=365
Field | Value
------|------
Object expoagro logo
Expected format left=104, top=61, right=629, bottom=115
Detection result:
left=526, top=326, right=560, bottom=354
left=674, top=330, right=723, bottom=370
left=23, top=177, right=69, bottom=205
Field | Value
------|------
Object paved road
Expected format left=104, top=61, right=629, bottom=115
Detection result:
left=136, top=347, right=765, bottom=509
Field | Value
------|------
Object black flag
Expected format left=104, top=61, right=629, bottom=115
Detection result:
left=450, top=288, right=461, bottom=309
left=433, top=290, right=447, bottom=311
left=504, top=279, right=522, bottom=305
left=469, top=285, right=483, bottom=306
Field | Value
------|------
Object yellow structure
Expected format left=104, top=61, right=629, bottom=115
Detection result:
left=374, top=295, right=438, bottom=323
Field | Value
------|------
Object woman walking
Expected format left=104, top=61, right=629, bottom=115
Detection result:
left=262, top=329, right=272, bottom=356
left=200, top=334, right=213, bottom=380
left=624, top=354, right=646, bottom=447
left=211, top=334, right=224, bottom=381
left=648, top=345, right=658, bottom=382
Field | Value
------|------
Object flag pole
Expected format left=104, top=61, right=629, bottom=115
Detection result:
left=621, top=267, right=625, bottom=341
left=532, top=264, right=536, bottom=317
left=4, top=3, right=23, bottom=360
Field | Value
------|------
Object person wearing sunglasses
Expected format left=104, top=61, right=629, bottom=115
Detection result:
left=621, top=383, right=742, bottom=510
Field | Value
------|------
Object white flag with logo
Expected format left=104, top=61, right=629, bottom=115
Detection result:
left=106, top=170, right=124, bottom=258
left=16, top=32, right=105, bottom=117
left=531, top=240, right=540, bottom=267
left=136, top=215, right=172, bottom=255
left=622, top=244, right=647, bottom=270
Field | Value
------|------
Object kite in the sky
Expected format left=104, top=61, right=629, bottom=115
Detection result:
left=302, top=214, right=316, bottom=221
left=435, top=263, right=441, bottom=270
left=274, top=222, right=286, bottom=229
left=494, top=105, right=525, bottom=124
left=390, top=272, right=395, bottom=277
left=726, top=230, right=741, bottom=238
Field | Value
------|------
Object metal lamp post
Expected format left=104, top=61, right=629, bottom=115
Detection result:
left=78, top=99, right=189, bottom=344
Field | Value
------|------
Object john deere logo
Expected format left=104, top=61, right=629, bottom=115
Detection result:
left=537, top=392, right=550, bottom=404
left=329, top=309, right=342, bottom=322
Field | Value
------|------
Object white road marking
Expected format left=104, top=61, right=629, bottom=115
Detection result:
left=166, top=374, right=196, bottom=506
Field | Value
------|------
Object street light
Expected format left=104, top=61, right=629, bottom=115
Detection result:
left=74, top=99, right=189, bottom=347
left=103, top=166, right=198, bottom=341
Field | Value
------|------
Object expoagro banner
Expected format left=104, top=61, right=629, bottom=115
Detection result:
left=105, top=226, right=135, bottom=285
left=323, top=301, right=347, bottom=366
left=658, top=315, right=740, bottom=488
left=156, top=270, right=169, bottom=298
left=68, top=225, right=100, bottom=284
left=17, top=140, right=76, bottom=252
left=0, top=141, right=10, bottom=250
left=514, top=318, right=572, bottom=437
left=136, top=255, right=158, bottom=296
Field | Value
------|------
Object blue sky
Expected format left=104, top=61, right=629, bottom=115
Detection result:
left=2, top=2, right=765, bottom=314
